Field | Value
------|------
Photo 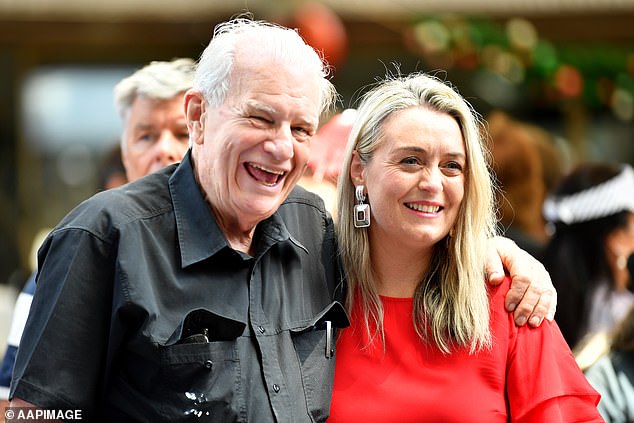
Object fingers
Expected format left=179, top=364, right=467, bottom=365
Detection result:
left=505, top=277, right=546, bottom=326
left=504, top=274, right=530, bottom=320
left=540, top=284, right=557, bottom=322
left=512, top=279, right=547, bottom=327
left=485, top=237, right=505, bottom=286
left=510, top=282, right=555, bottom=327
left=495, top=235, right=558, bottom=327
left=547, top=286, right=557, bottom=321
left=531, top=288, right=556, bottom=325
left=519, top=260, right=555, bottom=326
left=506, top=264, right=556, bottom=327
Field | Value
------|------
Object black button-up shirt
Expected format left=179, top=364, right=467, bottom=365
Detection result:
left=11, top=150, right=348, bottom=422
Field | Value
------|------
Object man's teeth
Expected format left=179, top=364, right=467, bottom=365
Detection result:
left=406, top=203, right=440, bottom=213
left=251, top=163, right=285, bottom=175
left=249, top=163, right=286, bottom=186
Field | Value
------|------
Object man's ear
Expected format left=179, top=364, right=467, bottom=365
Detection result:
left=184, top=90, right=206, bottom=145
left=349, top=150, right=365, bottom=185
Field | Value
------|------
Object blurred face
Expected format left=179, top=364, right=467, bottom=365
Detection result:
left=351, top=106, right=466, bottom=253
left=121, top=94, right=189, bottom=181
left=186, top=54, right=321, bottom=236
left=607, top=212, right=634, bottom=290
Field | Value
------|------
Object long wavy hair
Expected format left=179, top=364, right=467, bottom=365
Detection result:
left=337, top=72, right=497, bottom=353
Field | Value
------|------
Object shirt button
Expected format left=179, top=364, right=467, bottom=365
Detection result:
left=258, top=326, right=265, bottom=334
left=272, top=384, right=280, bottom=393
left=204, top=360, right=213, bottom=370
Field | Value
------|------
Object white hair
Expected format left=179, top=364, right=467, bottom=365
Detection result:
left=193, top=17, right=337, bottom=114
left=113, top=58, right=195, bottom=119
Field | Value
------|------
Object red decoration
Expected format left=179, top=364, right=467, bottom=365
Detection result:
left=294, top=2, right=348, bottom=68
left=554, top=65, right=584, bottom=98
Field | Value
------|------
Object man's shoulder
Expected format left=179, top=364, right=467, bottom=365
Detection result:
left=277, top=185, right=335, bottom=240
left=57, top=168, right=174, bottom=233
left=111, top=169, right=174, bottom=216
left=281, top=185, right=329, bottom=212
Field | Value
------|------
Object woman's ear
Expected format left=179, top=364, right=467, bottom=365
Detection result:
left=350, top=150, right=365, bottom=185
left=184, top=90, right=206, bottom=145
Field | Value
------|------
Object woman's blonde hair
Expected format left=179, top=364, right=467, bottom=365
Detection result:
left=337, top=72, right=497, bottom=353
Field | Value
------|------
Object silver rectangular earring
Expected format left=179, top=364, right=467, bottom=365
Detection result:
left=354, top=185, right=370, bottom=228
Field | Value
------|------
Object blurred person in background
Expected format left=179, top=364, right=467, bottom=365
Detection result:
left=542, top=162, right=634, bottom=352
left=114, top=57, right=194, bottom=181
left=585, top=304, right=634, bottom=422
left=97, top=144, right=128, bottom=191
left=8, top=17, right=556, bottom=420
left=487, top=111, right=563, bottom=259
left=0, top=58, right=195, bottom=409
left=0, top=228, right=49, bottom=406
left=299, top=108, right=357, bottom=218
left=328, top=73, right=600, bottom=422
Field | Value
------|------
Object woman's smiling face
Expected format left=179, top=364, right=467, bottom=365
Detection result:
left=352, top=106, right=466, bottom=252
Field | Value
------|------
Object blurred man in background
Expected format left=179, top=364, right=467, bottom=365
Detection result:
left=114, top=57, right=194, bottom=181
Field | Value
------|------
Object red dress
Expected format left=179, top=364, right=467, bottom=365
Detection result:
left=328, top=277, right=603, bottom=422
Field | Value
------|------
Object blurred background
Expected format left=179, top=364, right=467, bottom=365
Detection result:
left=0, top=0, right=632, bottom=336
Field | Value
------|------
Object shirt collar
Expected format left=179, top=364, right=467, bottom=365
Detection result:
left=169, top=150, right=303, bottom=267
left=170, top=150, right=229, bottom=267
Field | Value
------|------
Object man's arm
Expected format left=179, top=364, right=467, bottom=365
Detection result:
left=486, top=236, right=557, bottom=327
left=10, top=227, right=116, bottom=415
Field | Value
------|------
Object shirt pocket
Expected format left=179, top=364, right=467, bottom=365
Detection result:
left=290, top=301, right=349, bottom=422
left=158, top=309, right=246, bottom=422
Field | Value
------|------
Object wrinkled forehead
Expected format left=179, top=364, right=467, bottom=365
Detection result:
left=230, top=53, right=321, bottom=117
left=235, top=39, right=323, bottom=96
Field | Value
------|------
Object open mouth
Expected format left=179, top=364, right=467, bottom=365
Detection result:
left=245, top=162, right=286, bottom=187
left=405, top=203, right=442, bottom=214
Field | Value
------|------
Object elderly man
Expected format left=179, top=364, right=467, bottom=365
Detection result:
left=9, top=18, right=554, bottom=421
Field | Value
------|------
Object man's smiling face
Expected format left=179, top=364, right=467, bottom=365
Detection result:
left=190, top=50, right=322, bottom=233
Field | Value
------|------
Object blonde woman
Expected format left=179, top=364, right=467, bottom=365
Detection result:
left=329, top=73, right=602, bottom=422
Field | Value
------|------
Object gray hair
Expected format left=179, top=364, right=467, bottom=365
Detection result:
left=193, top=17, right=337, bottom=114
left=113, top=58, right=195, bottom=119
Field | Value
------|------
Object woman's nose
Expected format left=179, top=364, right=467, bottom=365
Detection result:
left=418, top=167, right=443, bottom=193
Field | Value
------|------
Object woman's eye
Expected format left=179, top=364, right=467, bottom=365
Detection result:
left=445, top=161, right=464, bottom=173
